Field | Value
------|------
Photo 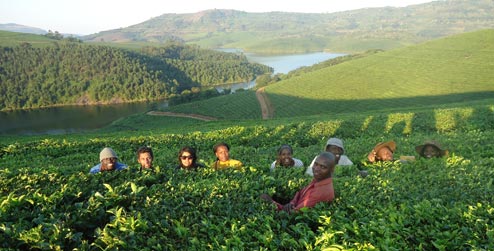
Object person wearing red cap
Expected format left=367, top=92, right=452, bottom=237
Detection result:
left=89, top=147, right=128, bottom=174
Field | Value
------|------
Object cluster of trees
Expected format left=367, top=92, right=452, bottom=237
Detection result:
left=0, top=41, right=271, bottom=110
left=139, top=43, right=271, bottom=87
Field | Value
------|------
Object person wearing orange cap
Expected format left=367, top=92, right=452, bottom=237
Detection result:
left=367, top=141, right=396, bottom=163
left=415, top=141, right=448, bottom=158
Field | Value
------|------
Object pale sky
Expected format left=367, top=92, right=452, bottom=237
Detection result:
left=0, top=0, right=435, bottom=35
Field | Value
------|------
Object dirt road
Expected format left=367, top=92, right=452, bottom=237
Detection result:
left=256, top=87, right=274, bottom=119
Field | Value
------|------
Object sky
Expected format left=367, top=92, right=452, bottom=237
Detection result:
left=0, top=0, right=435, bottom=35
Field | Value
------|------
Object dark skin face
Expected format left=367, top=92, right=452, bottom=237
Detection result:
left=326, top=145, right=342, bottom=163
left=376, top=147, right=393, bottom=161
left=100, top=157, right=117, bottom=172
left=278, top=148, right=295, bottom=167
left=312, top=155, right=335, bottom=182
left=423, top=145, right=440, bottom=158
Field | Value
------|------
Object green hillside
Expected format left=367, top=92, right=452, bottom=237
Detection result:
left=84, top=0, right=494, bottom=53
left=264, top=29, right=494, bottom=118
left=0, top=30, right=57, bottom=48
left=162, top=29, right=494, bottom=120
left=0, top=34, right=271, bottom=111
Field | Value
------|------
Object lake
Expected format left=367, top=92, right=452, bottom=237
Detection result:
left=0, top=51, right=345, bottom=135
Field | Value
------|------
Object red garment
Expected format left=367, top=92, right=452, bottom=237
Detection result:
left=275, top=177, right=334, bottom=211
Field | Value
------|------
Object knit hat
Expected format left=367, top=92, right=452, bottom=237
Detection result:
left=326, top=138, right=345, bottom=153
left=99, top=147, right=118, bottom=161
left=415, top=141, right=448, bottom=157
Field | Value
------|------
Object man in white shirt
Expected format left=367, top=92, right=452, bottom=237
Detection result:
left=305, top=137, right=353, bottom=176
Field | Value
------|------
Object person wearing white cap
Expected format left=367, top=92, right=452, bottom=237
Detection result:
left=305, top=137, right=353, bottom=176
left=89, top=147, right=128, bottom=174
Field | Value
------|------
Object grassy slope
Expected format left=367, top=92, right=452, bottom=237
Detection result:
left=163, top=29, right=494, bottom=120
left=0, top=30, right=57, bottom=47
left=265, top=29, right=494, bottom=118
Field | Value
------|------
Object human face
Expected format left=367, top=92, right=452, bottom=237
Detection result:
left=326, top=145, right=342, bottom=163
left=138, top=152, right=153, bottom=169
left=180, top=152, right=194, bottom=167
left=279, top=148, right=293, bottom=166
left=100, top=157, right=117, bottom=171
left=215, top=146, right=230, bottom=162
left=312, top=156, right=334, bottom=181
left=376, top=147, right=393, bottom=161
left=423, top=145, right=440, bottom=158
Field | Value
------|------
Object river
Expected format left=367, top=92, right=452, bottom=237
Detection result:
left=0, top=51, right=345, bottom=135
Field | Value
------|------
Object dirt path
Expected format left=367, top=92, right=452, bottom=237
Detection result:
left=146, top=111, right=217, bottom=121
left=256, top=87, right=274, bottom=119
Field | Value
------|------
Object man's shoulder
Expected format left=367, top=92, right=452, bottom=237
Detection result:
left=89, top=163, right=101, bottom=173
left=115, top=162, right=128, bottom=170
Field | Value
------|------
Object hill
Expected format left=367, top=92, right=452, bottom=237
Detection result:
left=0, top=23, right=46, bottom=35
left=0, top=34, right=271, bottom=111
left=162, top=29, right=494, bottom=120
left=83, top=0, right=494, bottom=53
left=0, top=30, right=58, bottom=48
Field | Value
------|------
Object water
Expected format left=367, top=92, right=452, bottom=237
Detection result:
left=245, top=52, right=346, bottom=74
left=0, top=102, right=165, bottom=135
left=1, top=51, right=345, bottom=135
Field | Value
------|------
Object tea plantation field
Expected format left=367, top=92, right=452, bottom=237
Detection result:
left=1, top=102, right=494, bottom=250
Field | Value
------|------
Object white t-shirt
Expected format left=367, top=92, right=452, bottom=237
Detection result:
left=270, top=158, right=304, bottom=171
left=305, top=155, right=353, bottom=176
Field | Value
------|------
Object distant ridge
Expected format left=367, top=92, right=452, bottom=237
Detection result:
left=83, top=0, right=494, bottom=53
left=0, top=23, right=47, bottom=35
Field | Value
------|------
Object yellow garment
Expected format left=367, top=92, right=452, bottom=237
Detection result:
left=213, top=159, right=243, bottom=170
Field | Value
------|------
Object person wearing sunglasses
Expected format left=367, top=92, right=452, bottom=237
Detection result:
left=176, top=146, right=204, bottom=170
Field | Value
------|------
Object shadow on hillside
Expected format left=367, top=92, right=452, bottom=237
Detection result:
left=267, top=91, right=494, bottom=137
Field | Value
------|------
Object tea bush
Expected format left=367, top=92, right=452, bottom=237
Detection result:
left=1, top=105, right=494, bottom=250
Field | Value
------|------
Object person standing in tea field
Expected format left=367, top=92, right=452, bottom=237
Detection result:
left=212, top=142, right=243, bottom=170
left=176, top=146, right=205, bottom=171
left=306, top=137, right=353, bottom=176
left=137, top=146, right=154, bottom=171
left=261, top=152, right=336, bottom=213
left=415, top=140, right=449, bottom=159
left=89, top=147, right=128, bottom=174
left=270, top=144, right=304, bottom=171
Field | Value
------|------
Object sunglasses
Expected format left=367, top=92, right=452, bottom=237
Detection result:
left=180, top=156, right=193, bottom=160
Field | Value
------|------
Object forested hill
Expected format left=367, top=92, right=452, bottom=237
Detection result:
left=0, top=39, right=271, bottom=111
left=84, top=0, right=494, bottom=53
